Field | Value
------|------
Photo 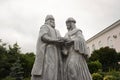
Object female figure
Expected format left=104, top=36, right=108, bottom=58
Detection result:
left=63, top=17, right=92, bottom=80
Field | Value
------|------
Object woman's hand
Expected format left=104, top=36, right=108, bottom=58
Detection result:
left=58, top=37, right=68, bottom=42
left=65, top=39, right=74, bottom=47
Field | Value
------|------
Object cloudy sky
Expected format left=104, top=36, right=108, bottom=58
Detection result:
left=0, top=0, right=120, bottom=53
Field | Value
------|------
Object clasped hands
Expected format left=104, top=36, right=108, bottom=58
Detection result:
left=54, top=37, right=74, bottom=47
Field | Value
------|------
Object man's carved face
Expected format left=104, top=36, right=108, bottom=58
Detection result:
left=47, top=19, right=55, bottom=28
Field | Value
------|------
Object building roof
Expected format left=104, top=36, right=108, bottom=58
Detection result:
left=86, top=19, right=120, bottom=43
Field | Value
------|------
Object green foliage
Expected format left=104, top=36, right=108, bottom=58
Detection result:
left=105, top=71, right=120, bottom=80
left=88, top=60, right=102, bottom=74
left=0, top=41, right=12, bottom=79
left=20, top=52, right=35, bottom=77
left=103, top=75, right=116, bottom=80
left=92, top=73, right=103, bottom=80
left=89, top=47, right=120, bottom=79
left=92, top=71, right=120, bottom=80
left=2, top=76, right=15, bottom=80
left=8, top=43, right=21, bottom=54
left=23, top=77, right=30, bottom=80
left=89, top=47, right=118, bottom=71
left=10, top=57, right=24, bottom=80
left=117, top=52, right=120, bottom=61
left=0, top=40, right=35, bottom=80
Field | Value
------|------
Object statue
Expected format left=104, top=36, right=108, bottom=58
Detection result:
left=31, top=15, right=63, bottom=80
left=63, top=17, right=92, bottom=80
left=31, top=16, right=92, bottom=80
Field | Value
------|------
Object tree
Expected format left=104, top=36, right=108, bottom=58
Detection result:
left=89, top=47, right=118, bottom=71
left=10, top=57, right=24, bottom=80
left=8, top=43, right=21, bottom=54
left=88, top=60, right=102, bottom=74
left=92, top=73, right=103, bottom=80
left=20, top=52, right=35, bottom=78
left=117, top=52, right=120, bottom=62
left=0, top=40, right=9, bottom=79
left=0, top=40, right=35, bottom=79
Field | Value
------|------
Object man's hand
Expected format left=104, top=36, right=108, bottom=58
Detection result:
left=58, top=37, right=68, bottom=42
left=54, top=38, right=64, bottom=46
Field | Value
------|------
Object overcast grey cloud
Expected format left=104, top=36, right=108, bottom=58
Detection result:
left=0, top=0, right=120, bottom=53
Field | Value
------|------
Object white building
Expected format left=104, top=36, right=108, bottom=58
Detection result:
left=86, top=20, right=120, bottom=54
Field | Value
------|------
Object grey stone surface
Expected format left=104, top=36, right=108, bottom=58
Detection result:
left=31, top=15, right=63, bottom=80
left=31, top=16, right=92, bottom=80
left=63, top=17, right=92, bottom=80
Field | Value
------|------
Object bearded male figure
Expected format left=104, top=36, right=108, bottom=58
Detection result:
left=31, top=15, right=63, bottom=80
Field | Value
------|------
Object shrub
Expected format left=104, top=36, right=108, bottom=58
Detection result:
left=92, top=73, right=103, bottom=80
left=105, top=71, right=120, bottom=80
left=2, top=76, right=15, bottom=80
left=103, top=75, right=116, bottom=80
left=23, top=77, right=30, bottom=80
left=88, top=60, right=102, bottom=73
left=89, top=47, right=118, bottom=72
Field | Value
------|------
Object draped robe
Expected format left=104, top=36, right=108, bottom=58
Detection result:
left=64, top=28, right=92, bottom=80
left=31, top=24, right=63, bottom=80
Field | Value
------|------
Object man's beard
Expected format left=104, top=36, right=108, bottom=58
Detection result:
left=51, top=24, right=55, bottom=28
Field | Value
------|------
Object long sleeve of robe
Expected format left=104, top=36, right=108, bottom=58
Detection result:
left=31, top=25, right=50, bottom=76
left=73, top=30, right=89, bottom=56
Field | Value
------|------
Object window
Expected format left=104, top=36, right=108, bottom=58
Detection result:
left=87, top=47, right=90, bottom=53
left=98, top=41, right=102, bottom=48
left=107, top=36, right=113, bottom=48
left=113, top=34, right=117, bottom=39
left=92, top=44, right=95, bottom=51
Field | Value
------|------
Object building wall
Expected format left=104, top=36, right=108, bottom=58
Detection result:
left=86, top=24, right=120, bottom=54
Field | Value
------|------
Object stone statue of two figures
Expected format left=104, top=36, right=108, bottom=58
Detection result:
left=31, top=15, right=92, bottom=80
